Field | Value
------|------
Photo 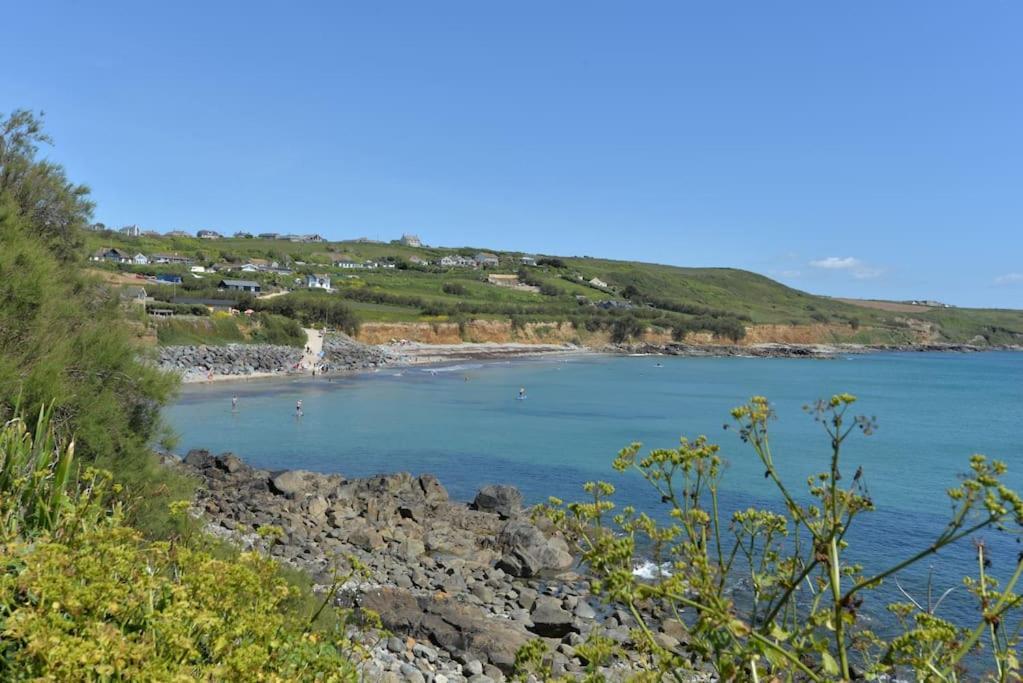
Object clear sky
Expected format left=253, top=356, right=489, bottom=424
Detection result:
left=4, top=1, right=1021, bottom=308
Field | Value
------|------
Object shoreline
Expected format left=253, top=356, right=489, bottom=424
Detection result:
left=167, top=338, right=1021, bottom=385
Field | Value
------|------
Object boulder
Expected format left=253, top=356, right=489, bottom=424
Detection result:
left=214, top=452, right=245, bottom=474
left=183, top=449, right=214, bottom=469
left=496, top=520, right=574, bottom=577
left=472, top=484, right=523, bottom=518
left=529, top=597, right=577, bottom=638
left=418, top=474, right=449, bottom=503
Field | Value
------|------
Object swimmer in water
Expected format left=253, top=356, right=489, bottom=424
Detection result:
left=518, top=387, right=526, bottom=400
left=295, top=400, right=303, bottom=418
left=231, top=395, right=238, bottom=411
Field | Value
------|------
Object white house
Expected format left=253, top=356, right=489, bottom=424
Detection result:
left=133, top=253, right=150, bottom=265
left=197, top=229, right=222, bottom=239
left=306, top=273, right=331, bottom=290
left=399, top=233, right=423, bottom=247
left=335, top=259, right=364, bottom=269
left=240, top=263, right=260, bottom=273
left=520, top=255, right=537, bottom=266
left=120, top=225, right=141, bottom=237
left=589, top=277, right=609, bottom=289
left=190, top=265, right=207, bottom=273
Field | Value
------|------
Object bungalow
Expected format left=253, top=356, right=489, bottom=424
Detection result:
left=589, top=277, right=609, bottom=289
left=189, top=265, right=207, bottom=273
left=306, top=273, right=331, bottom=290
left=520, top=255, right=538, bottom=267
left=439, top=255, right=474, bottom=268
left=133, top=253, right=150, bottom=265
left=165, top=230, right=191, bottom=238
left=335, top=259, right=364, bottom=270
left=474, top=252, right=500, bottom=268
left=218, top=279, right=261, bottom=293
left=302, top=234, right=325, bottom=243
left=152, top=253, right=193, bottom=265
left=91, top=247, right=132, bottom=264
left=197, top=229, right=222, bottom=239
left=240, top=263, right=260, bottom=273
left=258, top=232, right=280, bottom=240
left=156, top=274, right=183, bottom=285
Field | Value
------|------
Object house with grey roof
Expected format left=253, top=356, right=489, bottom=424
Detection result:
left=218, top=279, right=261, bottom=293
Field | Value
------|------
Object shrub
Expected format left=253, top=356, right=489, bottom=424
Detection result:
left=540, top=395, right=1023, bottom=681
left=0, top=412, right=365, bottom=681
left=442, top=282, right=467, bottom=296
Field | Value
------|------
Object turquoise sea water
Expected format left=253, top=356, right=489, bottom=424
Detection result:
left=167, top=351, right=1022, bottom=633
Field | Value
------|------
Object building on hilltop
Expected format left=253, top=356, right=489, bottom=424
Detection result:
left=165, top=230, right=191, bottom=238
left=258, top=232, right=280, bottom=240
left=306, top=273, right=332, bottom=290
left=474, top=252, right=500, bottom=268
left=120, top=225, right=141, bottom=237
left=197, top=229, right=222, bottom=239
left=234, top=231, right=254, bottom=239
left=399, top=233, right=423, bottom=247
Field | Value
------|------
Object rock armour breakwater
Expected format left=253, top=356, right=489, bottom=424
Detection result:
left=157, top=344, right=302, bottom=380
left=174, top=451, right=706, bottom=682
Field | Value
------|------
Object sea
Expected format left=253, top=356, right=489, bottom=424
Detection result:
left=166, top=351, right=1022, bottom=638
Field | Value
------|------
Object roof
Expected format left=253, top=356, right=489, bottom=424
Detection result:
left=309, top=273, right=331, bottom=279
left=219, top=279, right=259, bottom=288
left=171, top=297, right=236, bottom=308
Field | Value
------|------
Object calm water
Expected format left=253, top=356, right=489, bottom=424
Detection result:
left=167, top=352, right=1022, bottom=632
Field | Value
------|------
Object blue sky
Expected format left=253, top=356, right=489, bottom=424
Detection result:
left=4, top=2, right=1021, bottom=308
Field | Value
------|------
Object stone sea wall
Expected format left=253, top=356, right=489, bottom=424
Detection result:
left=174, top=452, right=705, bottom=682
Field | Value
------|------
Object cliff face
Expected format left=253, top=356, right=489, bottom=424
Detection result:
left=355, top=320, right=924, bottom=347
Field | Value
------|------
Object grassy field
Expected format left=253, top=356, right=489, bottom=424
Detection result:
left=86, top=232, right=1023, bottom=346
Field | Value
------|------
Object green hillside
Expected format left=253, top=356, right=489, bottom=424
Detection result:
left=84, top=231, right=1023, bottom=346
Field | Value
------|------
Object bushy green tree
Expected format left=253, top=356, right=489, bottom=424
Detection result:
left=0, top=111, right=186, bottom=534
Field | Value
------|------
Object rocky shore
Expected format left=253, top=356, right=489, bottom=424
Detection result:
left=619, top=341, right=1020, bottom=359
left=174, top=451, right=704, bottom=682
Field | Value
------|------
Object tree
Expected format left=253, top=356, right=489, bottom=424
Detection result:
left=0, top=110, right=93, bottom=260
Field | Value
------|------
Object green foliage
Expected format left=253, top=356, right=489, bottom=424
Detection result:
left=255, top=291, right=359, bottom=335
left=0, top=111, right=190, bottom=538
left=249, top=312, right=306, bottom=346
left=541, top=395, right=1023, bottom=681
left=442, top=282, right=467, bottom=296
left=0, top=110, right=92, bottom=261
left=155, top=316, right=247, bottom=345
left=0, top=409, right=370, bottom=681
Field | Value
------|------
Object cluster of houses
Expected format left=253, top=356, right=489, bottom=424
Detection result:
left=431, top=252, right=529, bottom=269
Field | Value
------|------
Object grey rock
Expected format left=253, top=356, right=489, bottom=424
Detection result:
left=529, top=597, right=577, bottom=638
left=473, top=484, right=523, bottom=518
